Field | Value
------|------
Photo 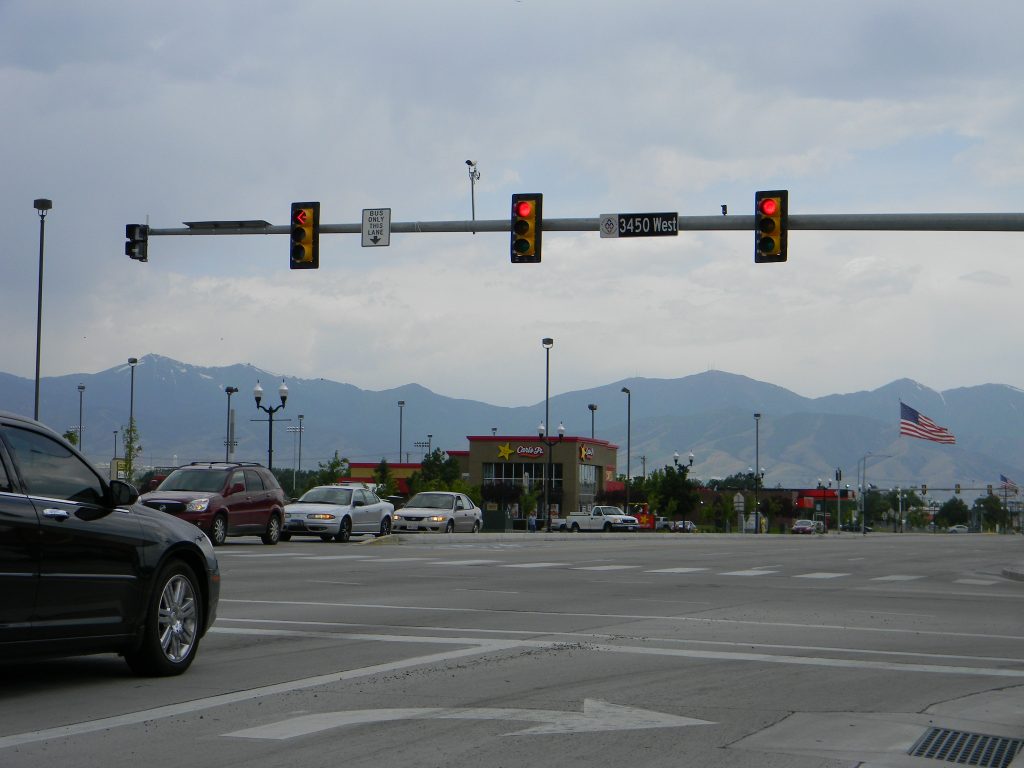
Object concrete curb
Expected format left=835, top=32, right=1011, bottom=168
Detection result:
left=1001, top=562, right=1024, bottom=582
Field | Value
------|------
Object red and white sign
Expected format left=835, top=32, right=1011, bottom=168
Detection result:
left=516, top=445, right=545, bottom=458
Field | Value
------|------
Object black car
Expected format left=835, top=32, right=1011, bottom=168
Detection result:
left=0, top=411, right=220, bottom=675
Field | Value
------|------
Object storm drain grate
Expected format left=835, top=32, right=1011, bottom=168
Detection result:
left=909, top=727, right=1022, bottom=768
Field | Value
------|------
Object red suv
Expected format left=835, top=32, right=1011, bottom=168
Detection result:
left=140, top=462, right=287, bottom=546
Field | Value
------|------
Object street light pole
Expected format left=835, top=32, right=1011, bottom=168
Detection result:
left=539, top=420, right=565, bottom=531
left=398, top=400, right=405, bottom=464
left=754, top=412, right=761, bottom=533
left=32, top=199, right=52, bottom=421
left=542, top=338, right=554, bottom=528
left=588, top=403, right=597, bottom=439
left=224, top=386, right=238, bottom=461
left=254, top=380, right=288, bottom=470
left=77, top=383, right=85, bottom=455
left=622, top=387, right=631, bottom=514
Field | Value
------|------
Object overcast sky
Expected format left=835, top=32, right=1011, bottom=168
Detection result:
left=4, top=1, right=1024, bottom=413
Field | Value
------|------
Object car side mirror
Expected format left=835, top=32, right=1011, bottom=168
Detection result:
left=110, top=479, right=139, bottom=506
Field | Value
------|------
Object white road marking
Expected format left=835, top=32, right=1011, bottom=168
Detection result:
left=794, top=572, right=850, bottom=579
left=955, top=578, right=999, bottom=586
left=720, top=569, right=779, bottom=576
left=647, top=567, right=710, bottom=573
left=501, top=562, right=567, bottom=568
left=572, top=565, right=641, bottom=571
left=871, top=575, right=924, bottom=581
left=225, top=698, right=714, bottom=739
left=428, top=559, right=502, bottom=566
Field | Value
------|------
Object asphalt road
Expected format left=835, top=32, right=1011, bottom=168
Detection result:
left=2, top=532, right=1023, bottom=768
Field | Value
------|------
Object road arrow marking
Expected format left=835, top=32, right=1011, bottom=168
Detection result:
left=224, top=698, right=714, bottom=739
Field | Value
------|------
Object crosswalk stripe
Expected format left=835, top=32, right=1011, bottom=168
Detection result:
left=501, top=562, right=567, bottom=569
left=871, top=574, right=924, bottom=582
left=720, top=569, right=779, bottom=577
left=647, top=567, right=709, bottom=573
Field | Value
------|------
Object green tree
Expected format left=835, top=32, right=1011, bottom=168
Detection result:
left=407, top=448, right=461, bottom=494
left=973, top=494, right=1008, bottom=531
left=935, top=496, right=969, bottom=527
left=312, top=451, right=350, bottom=487
left=62, top=429, right=79, bottom=447
left=374, top=459, right=396, bottom=497
left=121, top=420, right=142, bottom=484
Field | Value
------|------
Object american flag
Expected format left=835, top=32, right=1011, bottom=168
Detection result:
left=899, top=402, right=956, bottom=444
left=999, top=473, right=1019, bottom=492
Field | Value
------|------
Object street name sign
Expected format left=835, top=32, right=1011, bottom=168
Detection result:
left=361, top=208, right=391, bottom=247
left=599, top=212, right=678, bottom=238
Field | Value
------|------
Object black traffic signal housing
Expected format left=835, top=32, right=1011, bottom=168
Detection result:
left=921, top=484, right=927, bottom=496
left=290, top=201, right=320, bottom=269
left=125, top=224, right=149, bottom=262
left=754, top=189, right=788, bottom=263
left=510, top=193, right=542, bottom=263
left=955, top=483, right=961, bottom=494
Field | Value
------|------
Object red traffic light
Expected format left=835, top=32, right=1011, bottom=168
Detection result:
left=515, top=200, right=533, bottom=218
left=758, top=198, right=778, bottom=217
left=293, top=208, right=308, bottom=226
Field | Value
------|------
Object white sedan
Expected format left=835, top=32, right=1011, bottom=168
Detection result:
left=393, top=491, right=483, bottom=533
left=282, top=484, right=394, bottom=542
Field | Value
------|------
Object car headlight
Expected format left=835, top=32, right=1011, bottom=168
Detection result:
left=307, top=513, right=336, bottom=521
left=186, top=498, right=211, bottom=512
left=428, top=515, right=446, bottom=523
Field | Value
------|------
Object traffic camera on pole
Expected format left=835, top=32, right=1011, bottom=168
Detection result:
left=125, top=224, right=149, bottom=262
left=754, top=190, right=788, bottom=263
left=290, top=201, right=320, bottom=269
left=510, top=193, right=543, bottom=263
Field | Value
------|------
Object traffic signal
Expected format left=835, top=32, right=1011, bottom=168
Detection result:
left=754, top=189, right=788, bottom=263
left=125, top=224, right=149, bottom=262
left=921, top=484, right=927, bottom=496
left=955, top=483, right=961, bottom=494
left=987, top=484, right=993, bottom=495
left=290, top=201, right=320, bottom=269
left=510, top=193, right=543, bottom=263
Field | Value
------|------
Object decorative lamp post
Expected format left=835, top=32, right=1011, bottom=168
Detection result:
left=254, top=380, right=288, bottom=470
left=622, top=387, right=631, bottom=513
left=224, top=386, right=238, bottom=461
left=539, top=420, right=565, bottom=530
left=33, top=198, right=52, bottom=421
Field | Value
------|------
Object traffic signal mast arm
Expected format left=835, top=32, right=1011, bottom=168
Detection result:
left=144, top=211, right=1024, bottom=239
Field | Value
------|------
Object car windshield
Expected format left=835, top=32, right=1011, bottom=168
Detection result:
left=407, top=493, right=454, bottom=510
left=157, top=468, right=230, bottom=493
left=795, top=520, right=814, bottom=526
left=297, top=487, right=353, bottom=505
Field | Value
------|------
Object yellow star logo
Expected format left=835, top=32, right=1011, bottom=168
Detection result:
left=497, top=442, right=513, bottom=461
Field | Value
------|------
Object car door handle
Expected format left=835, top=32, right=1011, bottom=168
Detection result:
left=42, top=508, right=69, bottom=521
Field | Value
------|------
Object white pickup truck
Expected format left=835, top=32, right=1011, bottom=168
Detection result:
left=555, top=506, right=639, bottom=532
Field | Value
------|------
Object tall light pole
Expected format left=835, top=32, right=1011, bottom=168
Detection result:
left=298, top=413, right=304, bottom=479
left=753, top=412, right=761, bottom=533
left=254, top=380, right=288, bottom=470
left=224, top=386, right=238, bottom=461
left=542, top=338, right=554, bottom=528
left=622, top=387, right=631, bottom=513
left=397, top=400, right=405, bottom=463
left=77, top=383, right=85, bottom=454
left=588, top=403, right=597, bottom=439
left=112, top=430, right=118, bottom=460
left=33, top=198, right=52, bottom=421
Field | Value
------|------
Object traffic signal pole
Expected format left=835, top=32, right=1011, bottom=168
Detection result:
left=144, top=211, right=1024, bottom=240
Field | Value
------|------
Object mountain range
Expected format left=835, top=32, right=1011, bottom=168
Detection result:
left=3, top=354, right=1022, bottom=495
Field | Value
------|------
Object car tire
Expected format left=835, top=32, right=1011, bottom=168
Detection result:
left=261, top=514, right=281, bottom=545
left=124, top=561, right=202, bottom=677
left=445, top=519, right=455, bottom=534
left=603, top=522, right=612, bottom=532
left=210, top=513, right=228, bottom=546
left=378, top=517, right=392, bottom=537
left=471, top=520, right=481, bottom=533
left=571, top=523, right=580, bottom=532
left=336, top=516, right=352, bottom=542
